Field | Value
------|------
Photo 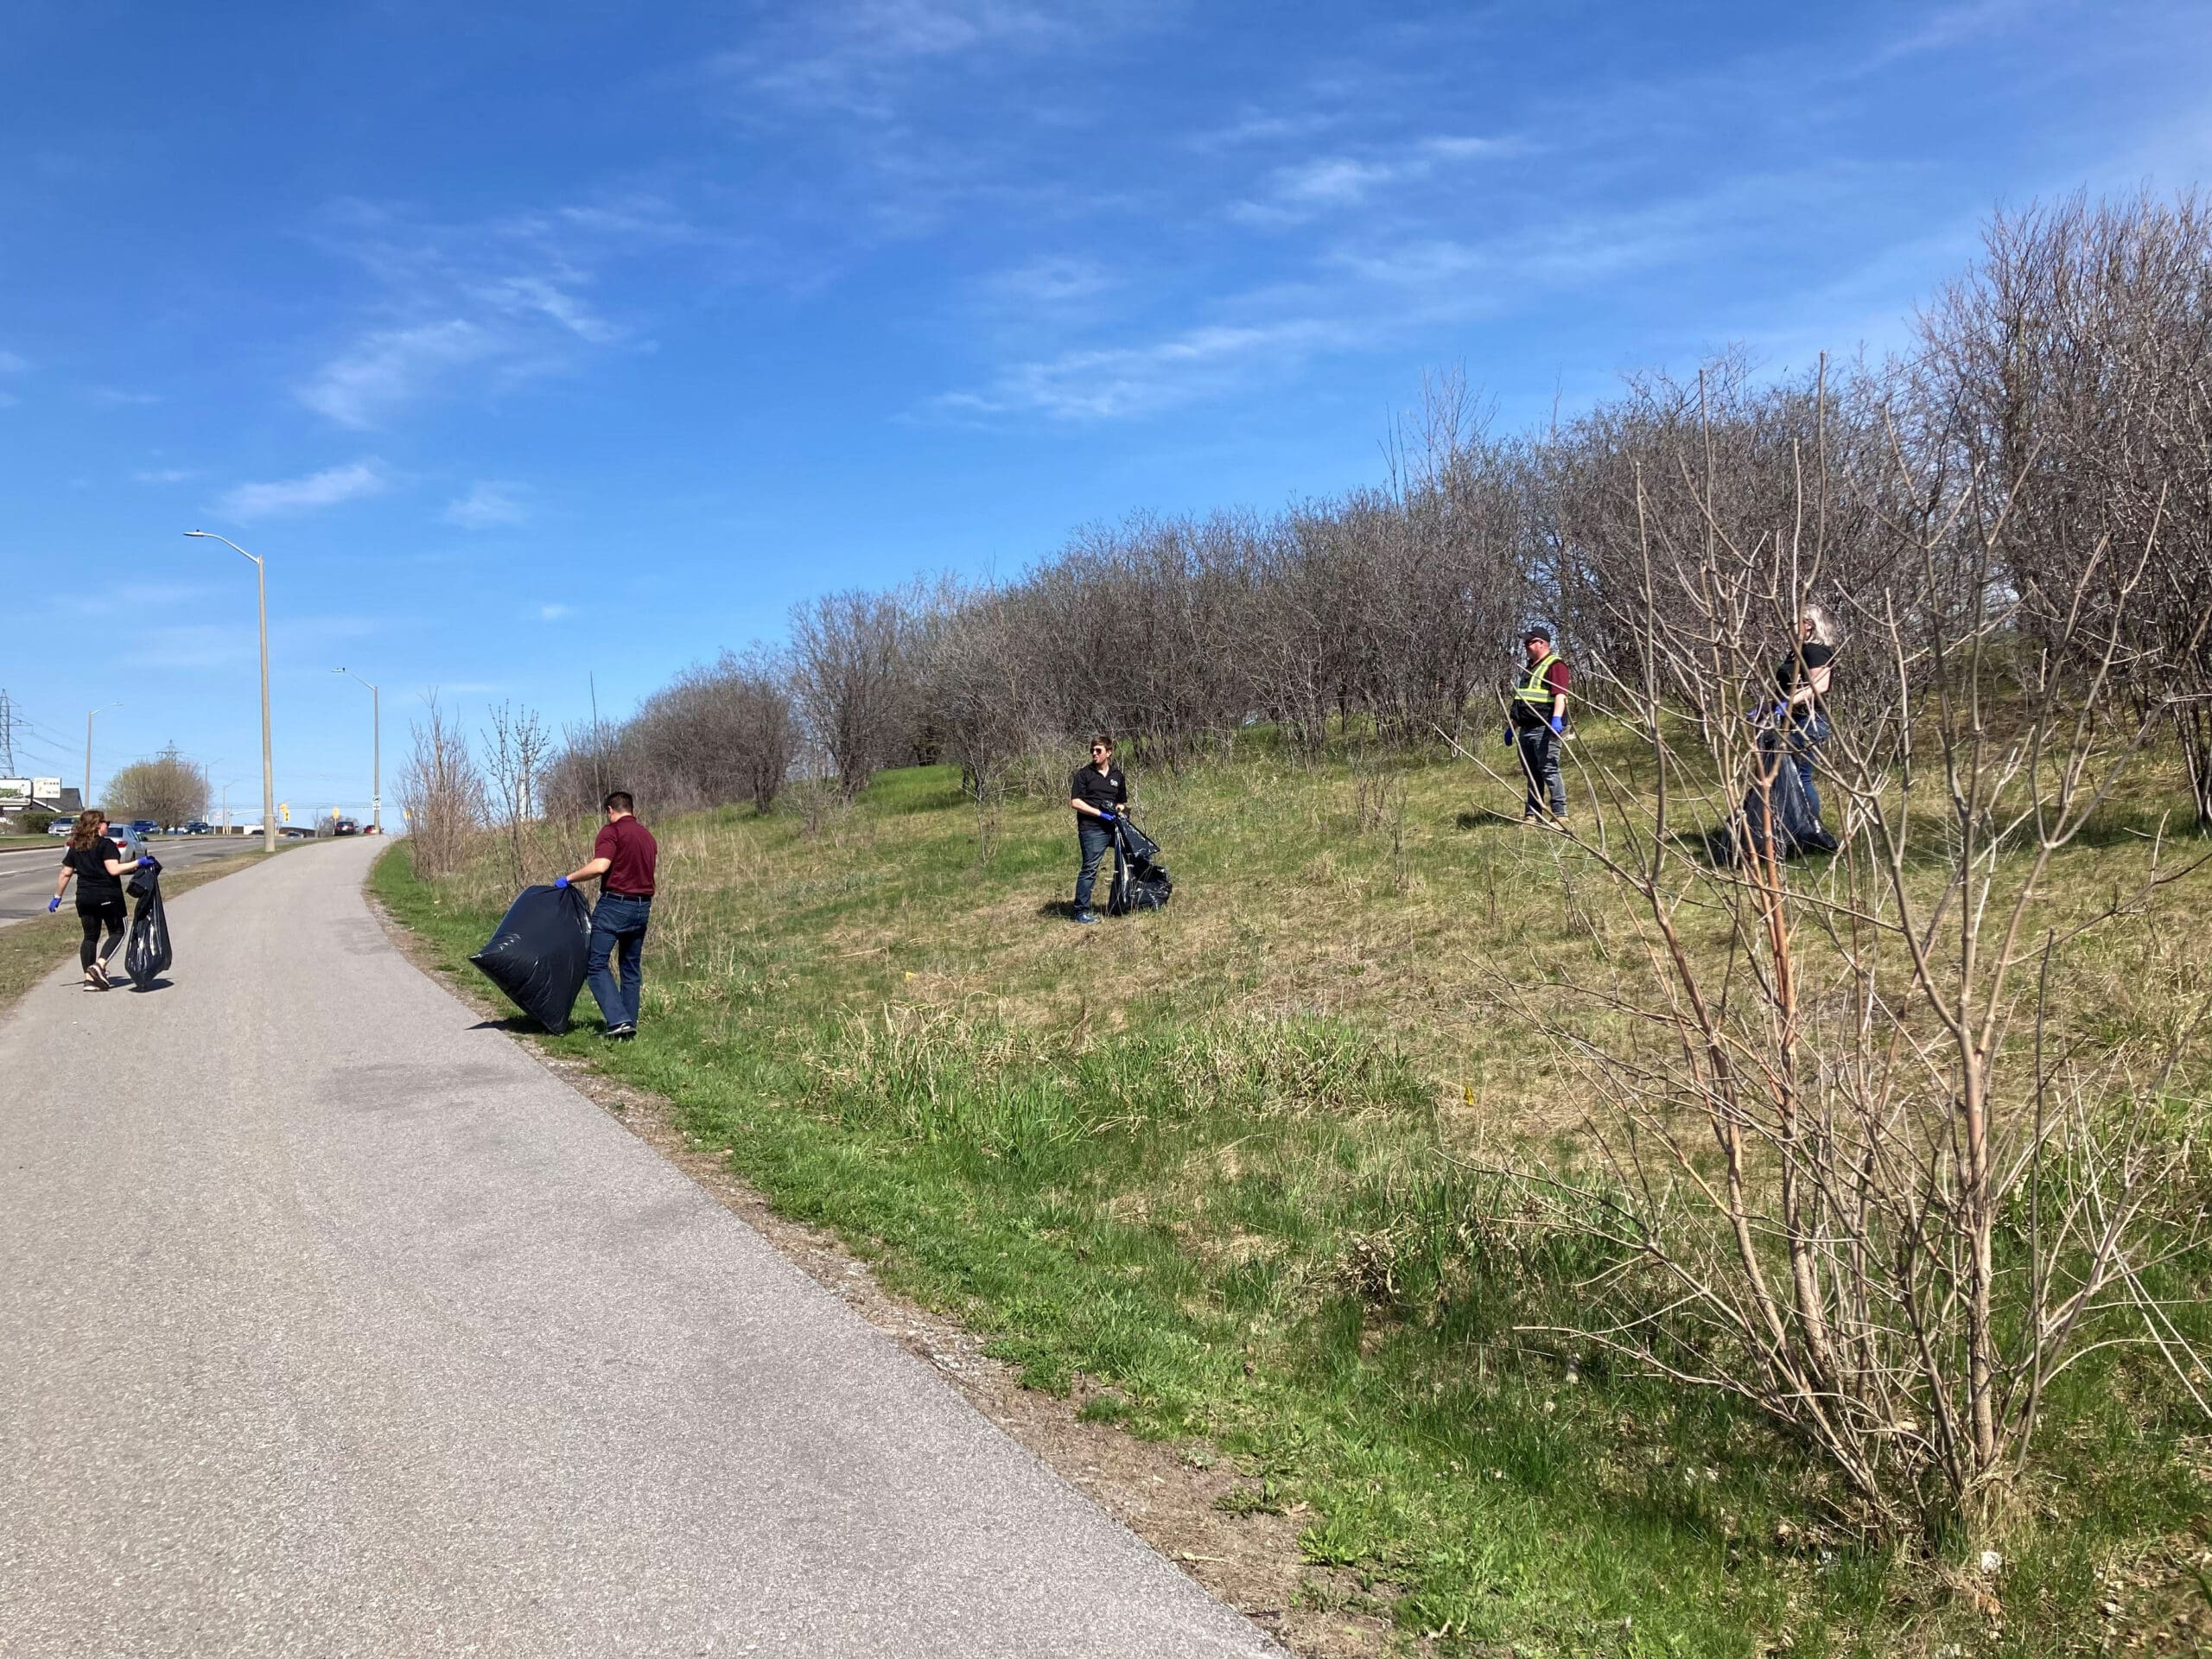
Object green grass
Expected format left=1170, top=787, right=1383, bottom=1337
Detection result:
left=376, top=741, right=2212, bottom=1657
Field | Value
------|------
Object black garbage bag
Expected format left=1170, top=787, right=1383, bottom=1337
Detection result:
left=1719, top=728, right=1838, bottom=865
left=124, top=860, right=173, bottom=989
left=1107, top=817, right=1173, bottom=915
left=470, top=883, right=593, bottom=1033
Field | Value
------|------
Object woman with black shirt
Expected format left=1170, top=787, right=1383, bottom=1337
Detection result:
left=50, top=810, right=149, bottom=991
left=1777, top=605, right=1838, bottom=825
left=1067, top=734, right=1128, bottom=925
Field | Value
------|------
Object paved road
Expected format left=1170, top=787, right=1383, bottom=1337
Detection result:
left=0, top=837, right=1277, bottom=1658
left=0, top=835, right=280, bottom=929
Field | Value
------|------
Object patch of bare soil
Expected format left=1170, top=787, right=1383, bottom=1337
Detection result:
left=371, top=893, right=1415, bottom=1659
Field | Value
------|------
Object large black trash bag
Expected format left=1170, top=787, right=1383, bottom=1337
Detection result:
left=124, top=860, right=173, bottom=989
left=1107, top=817, right=1173, bottom=916
left=470, top=884, right=593, bottom=1033
left=1717, top=727, right=1838, bottom=866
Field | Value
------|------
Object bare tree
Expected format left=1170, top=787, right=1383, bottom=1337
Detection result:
left=482, top=701, right=554, bottom=890
left=790, top=587, right=920, bottom=797
left=397, top=694, right=486, bottom=879
left=1918, top=191, right=2212, bottom=827
left=106, top=743, right=211, bottom=827
left=1486, top=391, right=2211, bottom=1541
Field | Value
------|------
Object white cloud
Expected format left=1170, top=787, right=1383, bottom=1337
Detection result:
left=537, top=603, right=574, bottom=621
left=1232, top=135, right=1516, bottom=225
left=0, top=350, right=26, bottom=374
left=301, top=320, right=496, bottom=429
left=717, top=0, right=1153, bottom=118
left=133, top=467, right=200, bottom=485
left=215, top=460, right=388, bottom=522
left=443, top=481, right=529, bottom=529
left=935, top=317, right=1358, bottom=421
left=296, top=192, right=691, bottom=428
left=87, top=386, right=160, bottom=407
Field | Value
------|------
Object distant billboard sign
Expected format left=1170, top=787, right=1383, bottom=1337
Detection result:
left=0, top=779, right=27, bottom=805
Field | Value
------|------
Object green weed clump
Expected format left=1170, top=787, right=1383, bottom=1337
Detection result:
left=376, top=741, right=2212, bottom=1657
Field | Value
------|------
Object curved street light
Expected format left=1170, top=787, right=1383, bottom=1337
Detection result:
left=333, top=668, right=380, bottom=833
left=84, top=702, right=122, bottom=811
left=183, top=531, right=276, bottom=855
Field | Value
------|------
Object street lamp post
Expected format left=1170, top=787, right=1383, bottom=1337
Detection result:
left=84, top=702, right=122, bottom=810
left=184, top=531, right=275, bottom=855
left=334, top=668, right=380, bottom=833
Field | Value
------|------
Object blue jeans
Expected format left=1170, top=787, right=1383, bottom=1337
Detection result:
left=586, top=893, right=651, bottom=1029
left=1515, top=724, right=1566, bottom=817
left=1073, top=819, right=1115, bottom=912
left=1786, top=709, right=1830, bottom=823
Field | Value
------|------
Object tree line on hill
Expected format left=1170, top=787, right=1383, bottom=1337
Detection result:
left=517, top=193, right=2212, bottom=834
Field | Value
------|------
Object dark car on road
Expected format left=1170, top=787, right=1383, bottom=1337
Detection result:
left=334, top=817, right=359, bottom=836
left=183, top=821, right=213, bottom=835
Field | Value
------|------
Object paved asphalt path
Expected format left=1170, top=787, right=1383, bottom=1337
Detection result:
left=0, top=837, right=1279, bottom=1658
left=0, top=835, right=274, bottom=929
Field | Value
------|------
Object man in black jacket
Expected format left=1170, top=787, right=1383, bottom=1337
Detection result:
left=1067, top=734, right=1127, bottom=925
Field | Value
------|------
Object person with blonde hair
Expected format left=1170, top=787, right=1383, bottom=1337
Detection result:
left=48, top=810, right=154, bottom=992
left=1777, top=603, right=1839, bottom=825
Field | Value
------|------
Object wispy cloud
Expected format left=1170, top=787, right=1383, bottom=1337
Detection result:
left=443, top=481, right=529, bottom=529
left=86, top=386, right=160, bottom=407
left=1231, top=135, right=1516, bottom=225
left=715, top=0, right=1132, bottom=119
left=537, top=603, right=574, bottom=621
left=297, top=192, right=694, bottom=427
left=936, top=317, right=1358, bottom=421
left=302, top=320, right=497, bottom=428
left=0, top=350, right=27, bottom=374
left=215, top=459, right=388, bottom=522
left=133, top=467, right=200, bottom=485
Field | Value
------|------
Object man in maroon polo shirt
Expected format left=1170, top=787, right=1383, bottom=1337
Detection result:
left=558, top=790, right=658, bottom=1040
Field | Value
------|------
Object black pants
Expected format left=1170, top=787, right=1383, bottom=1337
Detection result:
left=1514, top=722, right=1566, bottom=818
left=78, top=897, right=125, bottom=970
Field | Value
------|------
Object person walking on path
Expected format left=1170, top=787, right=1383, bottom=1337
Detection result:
left=1067, top=734, right=1128, bottom=925
left=1777, top=603, right=1839, bottom=827
left=1508, top=628, right=1571, bottom=824
left=559, top=791, right=658, bottom=1040
left=49, top=810, right=154, bottom=992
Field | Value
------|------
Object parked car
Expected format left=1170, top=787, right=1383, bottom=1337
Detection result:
left=182, top=821, right=213, bottom=835
left=279, top=824, right=315, bottom=839
left=48, top=819, right=71, bottom=836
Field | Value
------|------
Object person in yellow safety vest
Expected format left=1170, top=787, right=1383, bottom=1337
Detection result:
left=1506, top=626, right=1570, bottom=824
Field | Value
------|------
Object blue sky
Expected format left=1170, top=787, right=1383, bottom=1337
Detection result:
left=3, top=0, right=2209, bottom=817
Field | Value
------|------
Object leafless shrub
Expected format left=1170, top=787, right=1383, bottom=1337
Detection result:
left=1491, top=381, right=2212, bottom=1542
left=482, top=701, right=554, bottom=891
left=397, top=694, right=486, bottom=879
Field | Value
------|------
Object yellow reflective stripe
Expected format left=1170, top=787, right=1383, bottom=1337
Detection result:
left=1514, top=653, right=1561, bottom=703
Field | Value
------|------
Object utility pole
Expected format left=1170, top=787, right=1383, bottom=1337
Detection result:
left=184, top=531, right=275, bottom=855
left=334, top=668, right=381, bottom=832
left=0, top=689, right=16, bottom=775
left=85, top=702, right=121, bottom=810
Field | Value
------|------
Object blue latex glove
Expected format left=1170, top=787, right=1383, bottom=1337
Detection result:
left=137, top=855, right=155, bottom=869
left=1503, top=725, right=1515, bottom=748
left=554, top=875, right=569, bottom=889
left=1098, top=810, right=1116, bottom=823
left=1548, top=715, right=1565, bottom=736
left=48, top=896, right=61, bottom=912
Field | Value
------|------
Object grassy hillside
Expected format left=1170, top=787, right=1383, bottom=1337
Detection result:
left=375, top=738, right=2212, bottom=1657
